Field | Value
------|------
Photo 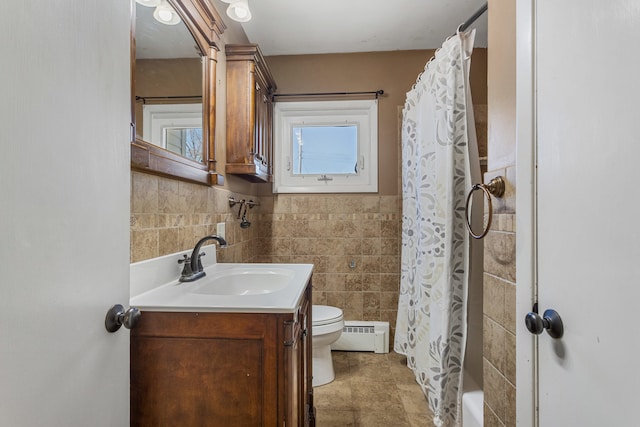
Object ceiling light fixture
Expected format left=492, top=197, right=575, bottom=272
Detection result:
left=220, top=0, right=252, bottom=23
left=152, top=0, right=181, bottom=25
left=135, top=0, right=161, bottom=7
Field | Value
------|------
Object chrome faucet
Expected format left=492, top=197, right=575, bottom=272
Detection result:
left=179, top=234, right=227, bottom=282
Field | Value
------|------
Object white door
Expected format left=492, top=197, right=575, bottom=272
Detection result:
left=0, top=1, right=132, bottom=425
left=517, top=0, right=640, bottom=425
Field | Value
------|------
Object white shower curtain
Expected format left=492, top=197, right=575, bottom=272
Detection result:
left=394, top=30, right=477, bottom=427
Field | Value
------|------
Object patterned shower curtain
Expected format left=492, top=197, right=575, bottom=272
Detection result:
left=394, top=30, right=477, bottom=427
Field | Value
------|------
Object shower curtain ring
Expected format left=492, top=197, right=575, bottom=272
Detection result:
left=465, top=176, right=505, bottom=239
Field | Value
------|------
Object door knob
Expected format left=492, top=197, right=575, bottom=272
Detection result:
left=105, top=304, right=141, bottom=333
left=525, top=308, right=564, bottom=339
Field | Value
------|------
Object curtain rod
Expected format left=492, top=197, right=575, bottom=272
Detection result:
left=135, top=95, right=202, bottom=103
left=458, top=2, right=488, bottom=33
left=272, top=90, right=384, bottom=100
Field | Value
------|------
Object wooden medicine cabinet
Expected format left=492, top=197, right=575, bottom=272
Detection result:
left=225, top=44, right=277, bottom=182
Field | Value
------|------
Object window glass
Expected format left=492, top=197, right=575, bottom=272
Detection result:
left=142, top=103, right=202, bottom=162
left=165, top=127, right=203, bottom=162
left=291, top=125, right=358, bottom=175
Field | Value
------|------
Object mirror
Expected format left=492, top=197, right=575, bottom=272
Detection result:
left=135, top=2, right=203, bottom=162
left=131, top=0, right=227, bottom=186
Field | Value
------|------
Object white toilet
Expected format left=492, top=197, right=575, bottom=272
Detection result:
left=311, top=305, right=344, bottom=387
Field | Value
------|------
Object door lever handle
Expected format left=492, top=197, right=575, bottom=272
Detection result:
left=525, top=308, right=564, bottom=339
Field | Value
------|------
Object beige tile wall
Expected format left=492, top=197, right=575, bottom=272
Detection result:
left=254, top=194, right=402, bottom=339
left=130, top=171, right=263, bottom=264
left=131, top=178, right=402, bottom=342
left=482, top=171, right=516, bottom=426
left=485, top=0, right=517, bottom=424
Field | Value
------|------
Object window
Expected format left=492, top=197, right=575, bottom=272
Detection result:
left=164, top=127, right=203, bottom=162
left=142, top=103, right=203, bottom=162
left=273, top=99, right=378, bottom=193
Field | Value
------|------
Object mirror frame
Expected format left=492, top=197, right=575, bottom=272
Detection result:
left=131, top=0, right=226, bottom=186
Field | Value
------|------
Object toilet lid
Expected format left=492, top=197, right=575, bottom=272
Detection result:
left=312, top=305, right=343, bottom=326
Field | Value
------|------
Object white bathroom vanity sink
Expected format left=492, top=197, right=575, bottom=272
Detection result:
left=189, top=267, right=295, bottom=296
left=130, top=246, right=313, bottom=313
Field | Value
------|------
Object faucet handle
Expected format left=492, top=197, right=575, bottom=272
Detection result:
left=178, top=254, right=194, bottom=278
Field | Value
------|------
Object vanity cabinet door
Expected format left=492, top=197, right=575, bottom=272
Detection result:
left=131, top=312, right=280, bottom=427
left=130, top=281, right=313, bottom=427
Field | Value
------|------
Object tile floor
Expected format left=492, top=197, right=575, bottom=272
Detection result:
left=313, top=351, right=436, bottom=427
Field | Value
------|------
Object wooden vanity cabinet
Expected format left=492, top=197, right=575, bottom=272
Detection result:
left=130, top=281, right=314, bottom=427
left=225, top=44, right=277, bottom=182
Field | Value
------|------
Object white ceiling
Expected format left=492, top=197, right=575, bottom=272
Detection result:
left=135, top=3, right=201, bottom=59
left=236, top=0, right=488, bottom=56
left=136, top=0, right=488, bottom=59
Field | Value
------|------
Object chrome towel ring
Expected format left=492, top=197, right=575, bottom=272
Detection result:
left=465, top=176, right=505, bottom=239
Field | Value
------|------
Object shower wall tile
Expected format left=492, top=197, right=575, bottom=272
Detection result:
left=484, top=404, right=505, bottom=427
left=505, top=381, right=516, bottom=426
left=484, top=230, right=516, bottom=283
left=483, top=359, right=506, bottom=422
left=483, top=316, right=506, bottom=374
left=504, top=282, right=516, bottom=334
left=505, top=331, right=516, bottom=385
left=483, top=168, right=517, bottom=425
left=483, top=273, right=506, bottom=325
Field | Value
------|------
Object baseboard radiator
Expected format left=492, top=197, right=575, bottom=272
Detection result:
left=331, top=321, right=390, bottom=353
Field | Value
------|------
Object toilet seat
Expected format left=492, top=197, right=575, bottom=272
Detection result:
left=310, top=305, right=344, bottom=387
left=312, top=305, right=343, bottom=326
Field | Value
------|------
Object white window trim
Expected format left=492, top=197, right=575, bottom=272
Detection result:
left=142, top=103, right=202, bottom=149
left=273, top=99, right=378, bottom=194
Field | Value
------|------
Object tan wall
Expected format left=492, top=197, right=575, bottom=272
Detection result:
left=134, top=58, right=202, bottom=140
left=484, top=0, right=517, bottom=425
left=266, top=50, right=487, bottom=195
